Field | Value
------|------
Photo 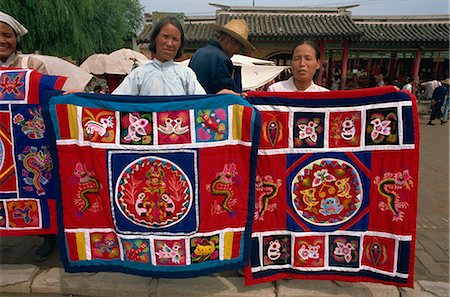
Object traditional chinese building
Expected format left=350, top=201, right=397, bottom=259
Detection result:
left=136, top=4, right=449, bottom=89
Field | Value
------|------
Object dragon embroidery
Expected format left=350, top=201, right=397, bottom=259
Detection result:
left=73, top=162, right=102, bottom=213
left=374, top=170, right=413, bottom=221
left=206, top=163, right=238, bottom=214
left=18, top=146, right=53, bottom=196
left=254, top=175, right=281, bottom=220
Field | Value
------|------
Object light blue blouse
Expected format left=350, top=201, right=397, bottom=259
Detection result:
left=112, top=59, right=206, bottom=96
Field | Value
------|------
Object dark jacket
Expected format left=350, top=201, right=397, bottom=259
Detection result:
left=188, top=41, right=242, bottom=94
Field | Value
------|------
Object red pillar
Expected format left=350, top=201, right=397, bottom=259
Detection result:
left=340, top=40, right=349, bottom=89
left=316, top=40, right=325, bottom=85
left=411, top=49, right=422, bottom=79
left=367, top=57, right=372, bottom=81
left=434, top=61, right=440, bottom=78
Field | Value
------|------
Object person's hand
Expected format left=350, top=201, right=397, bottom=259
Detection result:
left=216, top=89, right=246, bottom=97
left=62, top=89, right=83, bottom=95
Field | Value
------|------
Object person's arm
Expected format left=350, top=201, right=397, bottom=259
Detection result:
left=213, top=59, right=235, bottom=93
left=185, top=68, right=206, bottom=95
left=112, top=71, right=139, bottom=95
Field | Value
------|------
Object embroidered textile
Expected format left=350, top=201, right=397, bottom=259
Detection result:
left=49, top=93, right=260, bottom=277
left=0, top=68, right=66, bottom=235
left=245, top=87, right=419, bottom=287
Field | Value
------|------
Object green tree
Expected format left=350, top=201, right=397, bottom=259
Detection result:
left=1, top=0, right=144, bottom=61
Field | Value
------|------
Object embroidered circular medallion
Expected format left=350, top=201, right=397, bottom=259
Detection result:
left=291, top=158, right=362, bottom=226
left=0, top=138, right=4, bottom=171
left=116, top=156, right=192, bottom=228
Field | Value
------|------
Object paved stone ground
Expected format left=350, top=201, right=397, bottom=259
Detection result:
left=0, top=106, right=448, bottom=297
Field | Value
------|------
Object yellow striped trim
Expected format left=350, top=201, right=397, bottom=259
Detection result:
left=0, top=164, right=14, bottom=180
left=67, top=104, right=79, bottom=140
left=0, top=129, right=12, bottom=145
left=223, top=232, right=234, bottom=260
left=75, top=232, right=87, bottom=260
left=232, top=105, right=243, bottom=140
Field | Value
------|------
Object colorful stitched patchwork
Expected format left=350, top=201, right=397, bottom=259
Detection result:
left=361, top=235, right=396, bottom=273
left=154, top=238, right=186, bottom=265
left=122, top=238, right=151, bottom=263
left=259, top=111, right=289, bottom=149
left=293, top=235, right=325, bottom=268
left=365, top=107, right=399, bottom=145
left=293, top=112, right=325, bottom=148
left=156, top=110, right=191, bottom=144
left=328, top=111, right=362, bottom=148
left=262, top=234, right=291, bottom=266
left=90, top=232, right=120, bottom=260
left=82, top=108, right=116, bottom=143
left=50, top=93, right=259, bottom=277
left=120, top=111, right=153, bottom=145
left=246, top=88, right=418, bottom=287
left=0, top=70, right=27, bottom=101
left=194, top=107, right=228, bottom=142
left=190, top=234, right=219, bottom=263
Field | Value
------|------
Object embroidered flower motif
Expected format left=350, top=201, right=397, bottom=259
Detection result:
left=298, top=121, right=318, bottom=142
left=13, top=113, right=24, bottom=124
left=334, top=241, right=355, bottom=263
left=394, top=170, right=411, bottom=187
left=370, top=118, right=391, bottom=140
left=312, top=169, right=337, bottom=187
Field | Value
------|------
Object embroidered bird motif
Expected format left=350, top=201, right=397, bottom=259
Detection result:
left=300, top=188, right=319, bottom=210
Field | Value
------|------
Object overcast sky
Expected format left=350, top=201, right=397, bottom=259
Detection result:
left=139, top=0, right=449, bottom=16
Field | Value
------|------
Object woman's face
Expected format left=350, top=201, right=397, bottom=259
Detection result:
left=154, top=23, right=181, bottom=62
left=290, top=44, right=320, bottom=84
left=0, top=22, right=17, bottom=62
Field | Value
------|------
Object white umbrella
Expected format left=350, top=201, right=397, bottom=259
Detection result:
left=19, top=54, right=93, bottom=91
left=80, top=49, right=150, bottom=76
left=240, top=64, right=287, bottom=90
left=109, top=48, right=149, bottom=64
left=231, top=54, right=275, bottom=66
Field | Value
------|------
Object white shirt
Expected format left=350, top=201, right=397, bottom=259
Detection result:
left=112, top=59, right=206, bottom=96
left=267, top=77, right=329, bottom=92
left=421, top=80, right=442, bottom=99
left=402, top=83, right=413, bottom=93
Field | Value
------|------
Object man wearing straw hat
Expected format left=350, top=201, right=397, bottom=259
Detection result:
left=189, top=19, right=255, bottom=95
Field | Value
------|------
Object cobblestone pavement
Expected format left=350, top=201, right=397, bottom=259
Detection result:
left=0, top=114, right=448, bottom=297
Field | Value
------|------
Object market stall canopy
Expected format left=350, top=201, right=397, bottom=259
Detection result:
left=19, top=54, right=93, bottom=91
left=80, top=48, right=150, bottom=76
left=178, top=54, right=286, bottom=91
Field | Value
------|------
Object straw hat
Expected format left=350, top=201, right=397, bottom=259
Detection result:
left=211, top=19, right=256, bottom=51
left=441, top=78, right=450, bottom=85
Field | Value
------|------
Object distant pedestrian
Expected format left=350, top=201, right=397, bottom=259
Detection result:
left=427, top=78, right=450, bottom=125
left=331, top=74, right=340, bottom=90
left=421, top=76, right=442, bottom=100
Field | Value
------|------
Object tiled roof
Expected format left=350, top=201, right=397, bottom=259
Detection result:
left=136, top=11, right=449, bottom=45
left=216, top=13, right=363, bottom=39
left=353, top=16, right=449, bottom=44
left=137, top=20, right=216, bottom=44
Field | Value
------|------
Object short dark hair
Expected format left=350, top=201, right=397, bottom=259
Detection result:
left=148, top=16, right=185, bottom=60
left=293, top=40, right=321, bottom=60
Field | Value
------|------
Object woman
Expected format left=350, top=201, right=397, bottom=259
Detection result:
left=113, top=16, right=205, bottom=96
left=267, top=40, right=329, bottom=92
left=0, top=11, right=46, bottom=71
